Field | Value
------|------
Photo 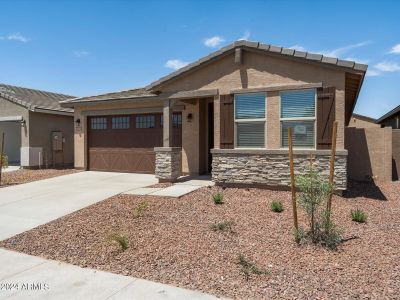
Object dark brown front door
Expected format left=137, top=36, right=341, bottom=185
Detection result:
left=88, top=113, right=181, bottom=173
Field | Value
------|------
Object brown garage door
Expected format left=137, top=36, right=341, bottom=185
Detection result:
left=88, top=113, right=182, bottom=173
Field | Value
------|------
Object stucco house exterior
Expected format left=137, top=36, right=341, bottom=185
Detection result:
left=348, top=113, right=379, bottom=128
left=61, top=41, right=367, bottom=190
left=377, top=105, right=400, bottom=129
left=0, top=84, right=75, bottom=168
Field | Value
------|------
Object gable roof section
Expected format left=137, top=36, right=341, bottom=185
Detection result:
left=352, top=113, right=377, bottom=123
left=60, top=88, right=158, bottom=107
left=376, top=105, right=400, bottom=123
left=0, top=84, right=74, bottom=115
left=146, top=40, right=368, bottom=91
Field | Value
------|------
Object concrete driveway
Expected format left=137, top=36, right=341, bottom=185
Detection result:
left=0, top=171, right=157, bottom=240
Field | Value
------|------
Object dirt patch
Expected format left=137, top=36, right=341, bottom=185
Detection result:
left=0, top=168, right=80, bottom=188
left=1, top=181, right=400, bottom=299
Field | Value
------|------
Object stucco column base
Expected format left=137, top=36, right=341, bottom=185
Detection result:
left=154, top=147, right=182, bottom=182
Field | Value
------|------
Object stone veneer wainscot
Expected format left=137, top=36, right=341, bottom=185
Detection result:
left=211, top=149, right=347, bottom=190
left=154, top=147, right=182, bottom=182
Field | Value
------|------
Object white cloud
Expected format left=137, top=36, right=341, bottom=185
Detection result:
left=73, top=50, right=91, bottom=58
left=374, top=61, right=400, bottom=72
left=165, top=59, right=189, bottom=70
left=366, top=69, right=381, bottom=77
left=389, top=44, right=400, bottom=54
left=289, top=45, right=307, bottom=52
left=238, top=30, right=250, bottom=41
left=0, top=33, right=30, bottom=43
left=204, top=36, right=225, bottom=48
left=322, top=41, right=370, bottom=57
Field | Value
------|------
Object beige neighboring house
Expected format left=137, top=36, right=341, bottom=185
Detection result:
left=348, top=113, right=379, bottom=128
left=61, top=40, right=368, bottom=190
left=0, top=84, right=75, bottom=168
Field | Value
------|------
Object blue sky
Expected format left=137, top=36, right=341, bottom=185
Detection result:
left=0, top=0, right=399, bottom=118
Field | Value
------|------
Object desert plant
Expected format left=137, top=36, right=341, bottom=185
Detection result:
left=1, top=154, right=8, bottom=169
left=108, top=233, right=129, bottom=250
left=271, top=201, right=284, bottom=213
left=211, top=220, right=235, bottom=232
left=237, top=254, right=268, bottom=281
left=351, top=209, right=367, bottom=223
left=132, top=200, right=149, bottom=218
left=213, top=193, right=224, bottom=205
left=295, top=166, right=342, bottom=249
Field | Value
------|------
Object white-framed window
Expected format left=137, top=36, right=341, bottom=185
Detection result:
left=280, top=89, right=316, bottom=148
left=234, top=93, right=266, bottom=148
left=160, top=113, right=182, bottom=127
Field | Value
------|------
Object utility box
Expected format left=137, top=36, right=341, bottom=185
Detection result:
left=52, top=131, right=63, bottom=151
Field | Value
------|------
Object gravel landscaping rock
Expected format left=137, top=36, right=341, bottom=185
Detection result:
left=1, top=180, right=399, bottom=299
left=0, top=168, right=79, bottom=188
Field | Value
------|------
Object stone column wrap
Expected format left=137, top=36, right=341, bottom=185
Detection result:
left=211, top=149, right=348, bottom=190
left=154, top=147, right=182, bottom=182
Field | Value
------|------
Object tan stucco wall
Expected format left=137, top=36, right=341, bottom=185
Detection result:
left=29, top=112, right=74, bottom=166
left=346, top=127, right=392, bottom=182
left=348, top=115, right=379, bottom=128
left=156, top=50, right=346, bottom=150
left=266, top=91, right=280, bottom=149
left=0, top=98, right=29, bottom=147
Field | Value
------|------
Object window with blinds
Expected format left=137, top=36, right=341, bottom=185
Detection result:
left=234, top=93, right=266, bottom=148
left=280, top=89, right=316, bottom=148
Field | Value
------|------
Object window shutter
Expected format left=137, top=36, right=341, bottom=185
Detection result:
left=220, top=94, right=234, bottom=149
left=317, top=87, right=335, bottom=149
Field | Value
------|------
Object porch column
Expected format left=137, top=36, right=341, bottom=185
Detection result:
left=163, top=99, right=173, bottom=147
left=155, top=98, right=182, bottom=182
left=213, top=94, right=220, bottom=149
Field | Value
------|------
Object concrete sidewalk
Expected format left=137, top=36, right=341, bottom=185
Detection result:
left=0, top=248, right=222, bottom=300
left=0, top=171, right=157, bottom=240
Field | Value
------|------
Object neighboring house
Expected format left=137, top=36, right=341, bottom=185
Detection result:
left=61, top=40, right=367, bottom=190
left=376, top=105, right=400, bottom=129
left=348, top=113, right=379, bottom=128
left=0, top=84, right=75, bottom=167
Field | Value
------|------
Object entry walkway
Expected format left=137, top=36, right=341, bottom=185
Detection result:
left=124, top=175, right=214, bottom=197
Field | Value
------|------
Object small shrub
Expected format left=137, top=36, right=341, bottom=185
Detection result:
left=211, top=220, right=235, bottom=232
left=237, top=254, right=268, bottom=281
left=271, top=201, right=284, bottom=213
left=132, top=200, right=149, bottom=218
left=293, top=227, right=306, bottom=244
left=108, top=233, right=129, bottom=250
left=351, top=209, right=367, bottom=223
left=213, top=193, right=224, bottom=205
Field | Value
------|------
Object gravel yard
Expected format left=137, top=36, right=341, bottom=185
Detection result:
left=1, top=180, right=400, bottom=299
left=0, top=168, right=79, bottom=188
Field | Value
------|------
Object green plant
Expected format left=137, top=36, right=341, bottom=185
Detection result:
left=108, top=233, right=129, bottom=250
left=213, top=193, right=224, bottom=205
left=0, top=154, right=8, bottom=169
left=132, top=200, right=149, bottom=218
left=211, top=220, right=235, bottom=232
left=270, top=201, right=284, bottom=213
left=237, top=254, right=268, bottom=281
left=351, top=209, right=367, bottom=223
left=295, top=166, right=343, bottom=249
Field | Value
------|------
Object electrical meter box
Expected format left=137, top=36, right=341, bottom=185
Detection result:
left=52, top=131, right=63, bottom=151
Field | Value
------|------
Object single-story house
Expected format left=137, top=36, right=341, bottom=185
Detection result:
left=61, top=40, right=367, bottom=190
left=0, top=84, right=75, bottom=167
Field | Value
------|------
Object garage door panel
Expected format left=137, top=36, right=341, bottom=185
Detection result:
left=88, top=113, right=181, bottom=174
left=89, top=148, right=156, bottom=173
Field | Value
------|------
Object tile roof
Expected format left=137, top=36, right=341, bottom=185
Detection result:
left=376, top=105, right=400, bottom=123
left=0, top=84, right=74, bottom=114
left=60, top=88, right=157, bottom=105
left=146, top=40, right=368, bottom=90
